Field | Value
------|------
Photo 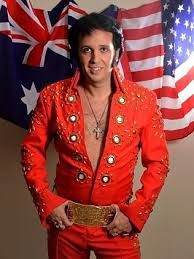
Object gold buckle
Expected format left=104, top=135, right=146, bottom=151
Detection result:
left=67, top=202, right=115, bottom=226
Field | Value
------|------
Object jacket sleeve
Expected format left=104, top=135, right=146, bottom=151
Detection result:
left=119, top=92, right=169, bottom=232
left=21, top=88, right=66, bottom=228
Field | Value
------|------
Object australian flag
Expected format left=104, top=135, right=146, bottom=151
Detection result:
left=0, top=0, right=85, bottom=129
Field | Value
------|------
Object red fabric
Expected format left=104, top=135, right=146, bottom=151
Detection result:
left=21, top=68, right=169, bottom=231
left=47, top=224, right=141, bottom=259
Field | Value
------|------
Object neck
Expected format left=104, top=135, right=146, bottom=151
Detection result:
left=80, top=78, right=113, bottom=100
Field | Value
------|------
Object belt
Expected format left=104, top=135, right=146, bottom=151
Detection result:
left=66, top=201, right=116, bottom=226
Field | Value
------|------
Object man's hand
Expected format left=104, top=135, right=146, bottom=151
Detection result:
left=105, top=204, right=133, bottom=236
left=47, top=201, right=73, bottom=230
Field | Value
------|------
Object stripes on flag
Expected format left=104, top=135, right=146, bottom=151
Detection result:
left=118, top=0, right=194, bottom=141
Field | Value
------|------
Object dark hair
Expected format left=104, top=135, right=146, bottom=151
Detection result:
left=69, top=12, right=124, bottom=66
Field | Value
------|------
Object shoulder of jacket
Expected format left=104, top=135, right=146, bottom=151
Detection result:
left=39, top=77, right=73, bottom=99
left=123, top=80, right=156, bottom=100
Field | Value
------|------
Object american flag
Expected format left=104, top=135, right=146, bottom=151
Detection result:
left=0, top=0, right=85, bottom=128
left=118, top=0, right=194, bottom=141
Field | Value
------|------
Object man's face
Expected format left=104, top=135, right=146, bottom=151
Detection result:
left=78, top=29, right=118, bottom=85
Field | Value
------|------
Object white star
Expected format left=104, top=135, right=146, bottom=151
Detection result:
left=170, top=27, right=174, bottom=34
left=174, top=31, right=177, bottom=38
left=163, top=20, right=168, bottom=27
left=175, top=18, right=180, bottom=25
left=175, top=59, right=179, bottom=65
left=180, top=33, right=186, bottom=41
left=177, top=46, right=182, bottom=54
left=190, top=22, right=194, bottom=31
left=163, top=3, right=169, bottom=11
left=186, top=49, right=190, bottom=57
left=167, top=59, right=172, bottom=66
left=184, top=20, right=190, bottom=28
left=168, top=43, right=174, bottom=50
left=189, top=36, right=192, bottom=43
left=171, top=12, right=175, bottom=18
left=178, top=4, right=184, bottom=13
left=187, top=6, right=191, bottom=14
left=21, top=83, right=40, bottom=114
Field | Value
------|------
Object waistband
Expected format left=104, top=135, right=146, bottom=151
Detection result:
left=66, top=201, right=116, bottom=227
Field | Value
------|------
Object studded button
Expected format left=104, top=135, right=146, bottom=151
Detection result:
left=73, top=153, right=83, bottom=162
left=101, top=175, right=110, bottom=184
left=70, top=133, right=78, bottom=142
left=107, top=155, right=116, bottom=165
left=112, top=135, right=121, bottom=144
left=116, top=115, right=124, bottom=124
left=76, top=172, right=87, bottom=182
left=118, top=96, right=126, bottom=104
left=67, top=95, right=76, bottom=103
left=69, top=114, right=77, bottom=123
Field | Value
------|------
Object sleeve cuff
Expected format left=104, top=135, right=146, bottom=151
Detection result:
left=118, top=201, right=151, bottom=232
left=38, top=190, right=67, bottom=229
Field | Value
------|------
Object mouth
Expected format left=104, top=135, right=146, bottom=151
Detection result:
left=88, top=67, right=103, bottom=73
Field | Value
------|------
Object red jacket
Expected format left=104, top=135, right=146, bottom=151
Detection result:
left=21, top=68, right=169, bottom=231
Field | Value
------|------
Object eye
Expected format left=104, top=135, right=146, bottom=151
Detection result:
left=80, top=47, right=92, bottom=53
left=100, top=47, right=109, bottom=53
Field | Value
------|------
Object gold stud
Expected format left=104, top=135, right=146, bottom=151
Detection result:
left=69, top=114, right=77, bottom=123
left=76, top=172, right=86, bottom=182
left=112, top=135, right=121, bottom=144
left=116, top=115, right=124, bottom=124
left=101, top=175, right=110, bottom=184
left=73, top=153, right=83, bottom=162
left=118, top=96, right=126, bottom=104
left=67, top=95, right=76, bottom=103
left=107, top=155, right=116, bottom=165
left=70, top=133, right=78, bottom=142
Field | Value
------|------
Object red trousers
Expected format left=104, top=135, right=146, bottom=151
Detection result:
left=48, top=224, right=141, bottom=259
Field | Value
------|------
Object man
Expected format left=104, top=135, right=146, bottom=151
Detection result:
left=21, top=13, right=169, bottom=259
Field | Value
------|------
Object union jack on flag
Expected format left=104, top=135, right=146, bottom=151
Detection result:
left=0, top=0, right=86, bottom=129
left=118, top=0, right=194, bottom=141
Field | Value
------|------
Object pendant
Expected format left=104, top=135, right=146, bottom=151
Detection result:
left=93, top=126, right=104, bottom=140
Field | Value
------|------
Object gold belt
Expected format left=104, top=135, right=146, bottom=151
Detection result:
left=66, top=202, right=116, bottom=226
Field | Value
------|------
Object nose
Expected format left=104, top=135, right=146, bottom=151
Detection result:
left=90, top=50, right=99, bottom=64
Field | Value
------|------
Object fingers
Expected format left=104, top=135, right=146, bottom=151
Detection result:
left=53, top=220, right=65, bottom=230
left=48, top=201, right=73, bottom=230
left=105, top=204, right=132, bottom=237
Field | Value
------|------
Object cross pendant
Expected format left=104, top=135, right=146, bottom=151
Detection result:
left=93, top=126, right=103, bottom=140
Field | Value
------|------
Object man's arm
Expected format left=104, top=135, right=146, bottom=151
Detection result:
left=118, top=91, right=169, bottom=232
left=21, top=87, right=67, bottom=228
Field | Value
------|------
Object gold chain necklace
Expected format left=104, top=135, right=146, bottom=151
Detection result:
left=84, top=89, right=108, bottom=140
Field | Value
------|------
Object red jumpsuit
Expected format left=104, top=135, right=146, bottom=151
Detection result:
left=21, top=68, right=169, bottom=259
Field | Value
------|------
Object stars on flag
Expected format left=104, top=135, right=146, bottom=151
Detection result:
left=21, top=83, right=40, bottom=115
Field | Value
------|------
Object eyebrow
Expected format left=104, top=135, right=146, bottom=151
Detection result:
left=80, top=44, right=111, bottom=49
